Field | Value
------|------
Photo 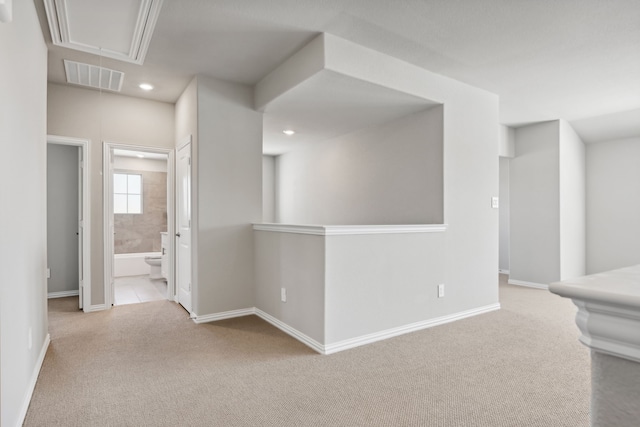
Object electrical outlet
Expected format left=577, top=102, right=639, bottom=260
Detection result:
left=281, top=287, right=287, bottom=303
left=491, top=197, right=499, bottom=209
left=28, top=327, right=32, bottom=350
left=438, top=284, right=445, bottom=298
left=46, top=268, right=51, bottom=279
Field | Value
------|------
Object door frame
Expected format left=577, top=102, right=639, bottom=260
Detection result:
left=47, top=135, right=91, bottom=311
left=103, top=142, right=176, bottom=308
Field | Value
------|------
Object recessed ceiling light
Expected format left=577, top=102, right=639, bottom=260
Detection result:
left=139, top=83, right=154, bottom=91
left=137, top=154, right=145, bottom=158
left=283, top=129, right=295, bottom=136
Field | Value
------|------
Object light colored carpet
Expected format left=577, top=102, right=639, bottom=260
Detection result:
left=24, top=275, right=590, bottom=426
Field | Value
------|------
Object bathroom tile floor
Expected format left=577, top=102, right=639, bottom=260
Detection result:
left=114, top=275, right=167, bottom=306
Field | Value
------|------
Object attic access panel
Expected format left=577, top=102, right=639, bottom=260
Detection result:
left=44, top=0, right=163, bottom=64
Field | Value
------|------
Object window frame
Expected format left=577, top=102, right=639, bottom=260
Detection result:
left=113, top=172, right=143, bottom=214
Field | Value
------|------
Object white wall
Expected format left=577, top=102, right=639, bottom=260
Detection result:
left=498, top=157, right=510, bottom=273
left=510, top=121, right=561, bottom=285
left=276, top=107, right=443, bottom=225
left=559, top=120, right=586, bottom=280
left=47, top=83, right=175, bottom=306
left=586, top=137, right=640, bottom=274
left=194, top=75, right=263, bottom=316
left=114, top=156, right=167, bottom=172
left=262, top=156, right=276, bottom=222
left=0, top=1, right=48, bottom=425
left=47, top=144, right=80, bottom=294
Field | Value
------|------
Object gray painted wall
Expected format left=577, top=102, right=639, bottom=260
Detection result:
left=47, top=144, right=79, bottom=294
left=262, top=156, right=276, bottom=222
left=47, top=83, right=175, bottom=306
left=194, top=75, right=263, bottom=316
left=510, top=121, right=561, bottom=285
left=499, top=125, right=515, bottom=158
left=0, top=1, right=48, bottom=425
left=254, top=230, right=447, bottom=347
left=586, top=137, right=640, bottom=274
left=254, top=231, right=326, bottom=342
left=276, top=107, right=443, bottom=225
left=510, top=120, right=586, bottom=285
left=324, top=232, right=445, bottom=344
left=254, top=33, right=499, bottom=348
left=320, top=33, right=499, bottom=314
left=499, top=157, right=510, bottom=273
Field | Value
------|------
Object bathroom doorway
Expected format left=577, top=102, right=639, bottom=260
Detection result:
left=103, top=142, right=175, bottom=307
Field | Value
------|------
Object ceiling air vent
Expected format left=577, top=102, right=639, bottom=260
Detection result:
left=64, top=60, right=124, bottom=92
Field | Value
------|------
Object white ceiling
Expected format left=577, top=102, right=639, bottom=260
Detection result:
left=38, top=0, right=640, bottom=145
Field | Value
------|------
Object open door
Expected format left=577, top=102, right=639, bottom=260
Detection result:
left=78, top=147, right=84, bottom=309
left=104, top=145, right=116, bottom=307
left=176, top=141, right=192, bottom=313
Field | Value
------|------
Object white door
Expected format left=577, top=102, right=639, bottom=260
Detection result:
left=176, top=142, right=192, bottom=313
left=106, top=146, right=116, bottom=306
left=78, top=148, right=84, bottom=310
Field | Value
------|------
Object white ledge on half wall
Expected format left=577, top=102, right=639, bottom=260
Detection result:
left=252, top=223, right=447, bottom=235
left=549, top=264, right=640, bottom=363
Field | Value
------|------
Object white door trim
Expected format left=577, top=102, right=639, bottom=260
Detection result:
left=103, top=142, right=176, bottom=308
left=47, top=135, right=91, bottom=312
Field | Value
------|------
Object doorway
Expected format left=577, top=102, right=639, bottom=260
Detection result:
left=103, top=143, right=175, bottom=307
left=46, top=136, right=91, bottom=311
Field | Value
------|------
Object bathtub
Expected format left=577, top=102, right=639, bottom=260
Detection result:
left=114, top=252, right=161, bottom=277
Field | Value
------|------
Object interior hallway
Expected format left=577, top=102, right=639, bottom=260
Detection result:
left=25, top=275, right=590, bottom=426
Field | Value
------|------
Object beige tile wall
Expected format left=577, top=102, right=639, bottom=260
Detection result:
left=114, top=170, right=167, bottom=254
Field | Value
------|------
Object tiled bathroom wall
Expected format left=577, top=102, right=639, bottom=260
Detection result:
left=114, top=169, right=167, bottom=254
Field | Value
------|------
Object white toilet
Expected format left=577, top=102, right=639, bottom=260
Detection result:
left=144, top=256, right=163, bottom=279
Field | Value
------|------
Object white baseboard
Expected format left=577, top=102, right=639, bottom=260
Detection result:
left=255, top=304, right=500, bottom=355
left=324, top=303, right=501, bottom=355
left=254, top=309, right=325, bottom=354
left=508, top=279, right=549, bottom=290
left=84, top=304, right=108, bottom=313
left=498, top=269, right=510, bottom=275
left=17, top=333, right=50, bottom=427
left=47, top=290, right=79, bottom=299
left=189, top=303, right=502, bottom=356
left=192, top=308, right=255, bottom=324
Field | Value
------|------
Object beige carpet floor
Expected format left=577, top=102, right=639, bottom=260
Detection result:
left=24, top=275, right=590, bottom=426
